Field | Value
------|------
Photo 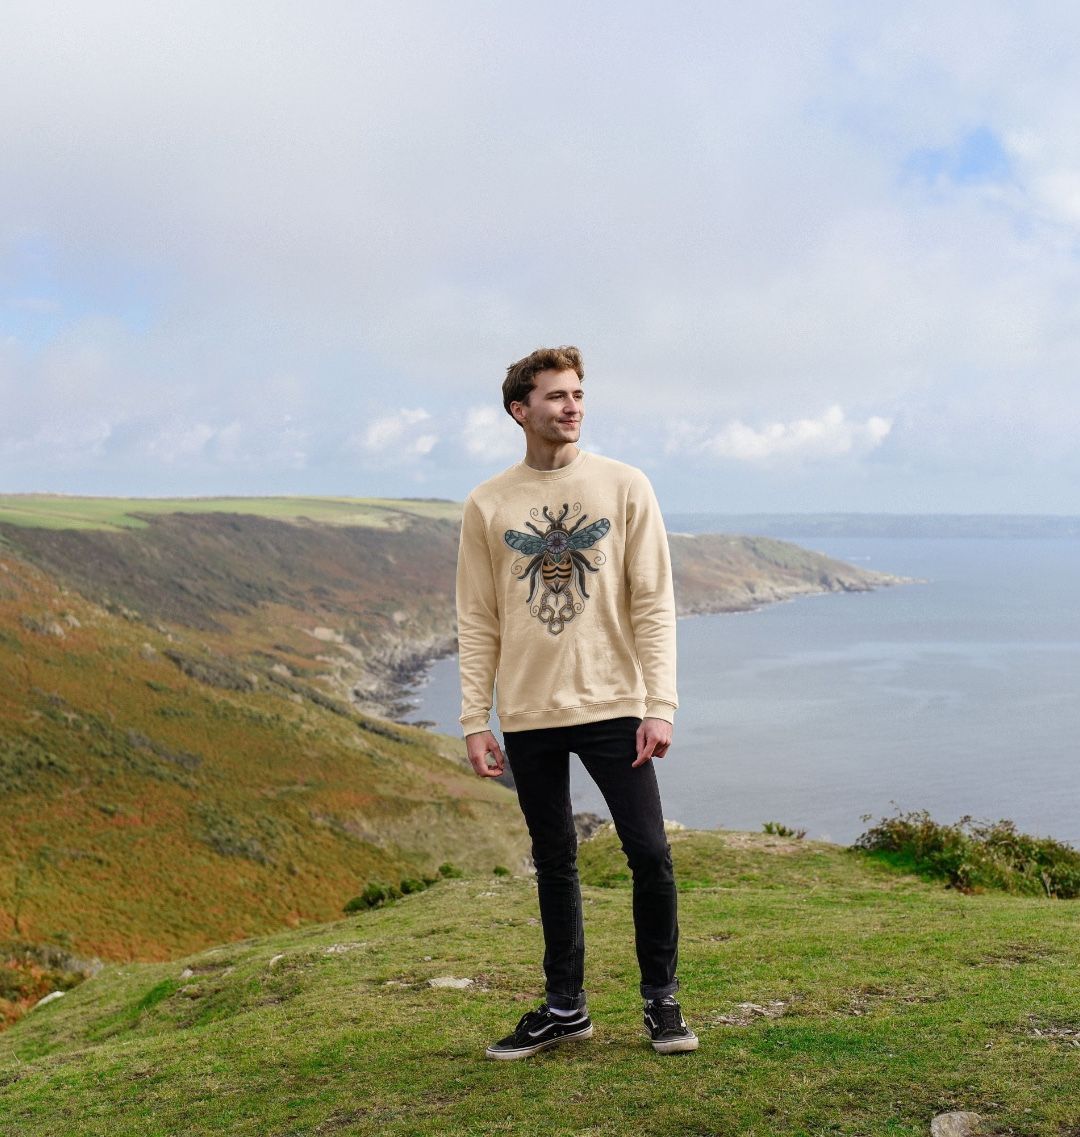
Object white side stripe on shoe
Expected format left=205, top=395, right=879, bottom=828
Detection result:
left=527, top=1016, right=585, bottom=1038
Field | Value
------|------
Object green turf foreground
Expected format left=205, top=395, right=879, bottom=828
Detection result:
left=1, top=829, right=1077, bottom=1136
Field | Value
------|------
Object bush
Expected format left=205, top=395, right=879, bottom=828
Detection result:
left=399, top=877, right=427, bottom=895
left=762, top=821, right=806, bottom=839
left=852, top=808, right=1080, bottom=898
left=438, top=862, right=463, bottom=879
left=493, top=865, right=510, bottom=877
left=343, top=880, right=403, bottom=913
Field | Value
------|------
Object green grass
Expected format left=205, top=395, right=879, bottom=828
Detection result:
left=2, top=829, right=1078, bottom=1136
left=0, top=495, right=461, bottom=531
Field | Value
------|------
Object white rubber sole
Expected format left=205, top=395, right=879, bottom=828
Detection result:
left=650, top=1032, right=699, bottom=1054
left=485, top=1023, right=594, bottom=1060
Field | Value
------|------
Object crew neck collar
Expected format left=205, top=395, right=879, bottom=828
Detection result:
left=515, top=448, right=588, bottom=481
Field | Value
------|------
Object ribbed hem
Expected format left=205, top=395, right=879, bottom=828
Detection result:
left=499, top=697, right=647, bottom=732
left=464, top=698, right=676, bottom=736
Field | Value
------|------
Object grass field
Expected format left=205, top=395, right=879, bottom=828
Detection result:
left=0, top=495, right=461, bottom=531
left=2, top=829, right=1077, bottom=1136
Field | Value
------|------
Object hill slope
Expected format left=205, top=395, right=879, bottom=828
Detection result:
left=1, top=829, right=1077, bottom=1136
left=0, top=496, right=908, bottom=975
left=0, top=545, right=528, bottom=964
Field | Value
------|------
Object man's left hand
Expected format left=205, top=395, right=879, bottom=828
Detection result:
left=632, top=717, right=673, bottom=767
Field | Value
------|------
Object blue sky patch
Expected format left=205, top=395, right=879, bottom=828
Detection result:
left=903, top=126, right=1012, bottom=188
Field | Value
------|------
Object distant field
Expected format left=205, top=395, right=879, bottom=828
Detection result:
left=0, top=495, right=462, bottom=531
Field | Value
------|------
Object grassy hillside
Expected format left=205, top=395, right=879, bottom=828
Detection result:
left=0, top=547, right=528, bottom=966
left=0, top=495, right=460, bottom=531
left=1, top=829, right=1077, bottom=1136
left=0, top=495, right=909, bottom=1026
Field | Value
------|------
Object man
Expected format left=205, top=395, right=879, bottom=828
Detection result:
left=455, top=344, right=697, bottom=1060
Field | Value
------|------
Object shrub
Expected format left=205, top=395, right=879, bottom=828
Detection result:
left=343, top=880, right=402, bottom=913
left=399, top=877, right=427, bottom=895
left=493, top=865, right=510, bottom=877
left=852, top=808, right=1080, bottom=898
left=762, top=821, right=806, bottom=839
left=438, top=862, right=463, bottom=879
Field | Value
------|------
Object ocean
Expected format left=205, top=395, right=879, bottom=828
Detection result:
left=404, top=535, right=1080, bottom=847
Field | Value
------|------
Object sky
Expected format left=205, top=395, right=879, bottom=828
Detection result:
left=2, top=1, right=1080, bottom=514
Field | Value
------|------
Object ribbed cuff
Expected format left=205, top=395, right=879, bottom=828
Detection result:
left=460, top=716, right=491, bottom=737
left=643, top=699, right=677, bottom=724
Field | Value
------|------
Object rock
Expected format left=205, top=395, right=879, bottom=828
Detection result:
left=930, top=1112, right=983, bottom=1137
left=268, top=953, right=286, bottom=967
left=140, top=643, right=157, bottom=660
left=575, top=812, right=609, bottom=842
left=310, top=626, right=344, bottom=643
left=32, top=991, right=65, bottom=1009
left=63, top=612, right=81, bottom=627
left=428, top=976, right=473, bottom=989
left=179, top=967, right=194, bottom=979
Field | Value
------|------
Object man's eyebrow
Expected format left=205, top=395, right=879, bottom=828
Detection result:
left=546, top=386, right=585, bottom=396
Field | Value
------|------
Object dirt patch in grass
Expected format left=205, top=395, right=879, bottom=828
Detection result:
left=1026, top=1014, right=1080, bottom=1047
left=711, top=999, right=790, bottom=1025
left=967, top=942, right=1060, bottom=968
left=838, top=981, right=942, bottom=1016
left=707, top=831, right=813, bottom=856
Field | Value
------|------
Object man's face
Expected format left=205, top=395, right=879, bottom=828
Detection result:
left=511, top=368, right=584, bottom=444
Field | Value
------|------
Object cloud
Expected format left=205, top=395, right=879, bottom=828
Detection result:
left=703, top=406, right=892, bottom=463
left=463, top=405, right=520, bottom=462
left=1, top=3, right=1080, bottom=508
left=355, top=408, right=437, bottom=458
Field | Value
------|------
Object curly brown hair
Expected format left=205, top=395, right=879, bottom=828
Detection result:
left=501, top=346, right=584, bottom=420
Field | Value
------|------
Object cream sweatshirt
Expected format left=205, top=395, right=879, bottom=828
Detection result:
left=455, top=449, right=678, bottom=735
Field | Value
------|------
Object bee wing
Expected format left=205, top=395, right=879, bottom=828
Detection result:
left=568, top=518, right=610, bottom=550
left=504, top=530, right=545, bottom=555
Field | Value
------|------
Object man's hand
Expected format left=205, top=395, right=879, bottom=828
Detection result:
left=633, top=717, right=672, bottom=767
left=465, top=729, right=506, bottom=778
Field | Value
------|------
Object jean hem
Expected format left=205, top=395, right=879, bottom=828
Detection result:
left=641, top=978, right=680, bottom=1002
left=545, top=989, right=587, bottom=1012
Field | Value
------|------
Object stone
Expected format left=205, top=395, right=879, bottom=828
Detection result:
left=428, top=977, right=473, bottom=989
left=32, top=991, right=65, bottom=1009
left=930, top=1112, right=983, bottom=1137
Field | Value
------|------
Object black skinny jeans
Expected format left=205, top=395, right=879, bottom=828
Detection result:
left=503, top=716, right=680, bottom=1009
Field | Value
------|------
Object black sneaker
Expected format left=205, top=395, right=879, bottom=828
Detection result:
left=644, top=996, right=698, bottom=1053
left=485, top=1003, right=594, bottom=1060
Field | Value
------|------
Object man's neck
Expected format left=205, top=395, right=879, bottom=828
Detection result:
left=522, top=442, right=580, bottom=472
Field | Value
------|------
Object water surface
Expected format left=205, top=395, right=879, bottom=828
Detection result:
left=407, top=536, right=1080, bottom=846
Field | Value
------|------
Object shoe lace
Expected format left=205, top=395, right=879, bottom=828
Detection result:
left=651, top=999, right=683, bottom=1032
left=514, top=1005, right=552, bottom=1034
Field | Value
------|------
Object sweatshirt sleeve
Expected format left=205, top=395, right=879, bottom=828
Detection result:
left=624, top=471, right=678, bottom=723
left=455, top=495, right=500, bottom=736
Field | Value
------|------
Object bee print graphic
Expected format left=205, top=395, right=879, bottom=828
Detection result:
left=504, top=502, right=610, bottom=634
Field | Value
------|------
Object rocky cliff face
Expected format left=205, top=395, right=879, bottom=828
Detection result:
left=668, top=531, right=909, bottom=617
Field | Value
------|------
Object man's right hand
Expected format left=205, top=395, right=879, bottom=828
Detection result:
left=465, top=730, right=506, bottom=778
